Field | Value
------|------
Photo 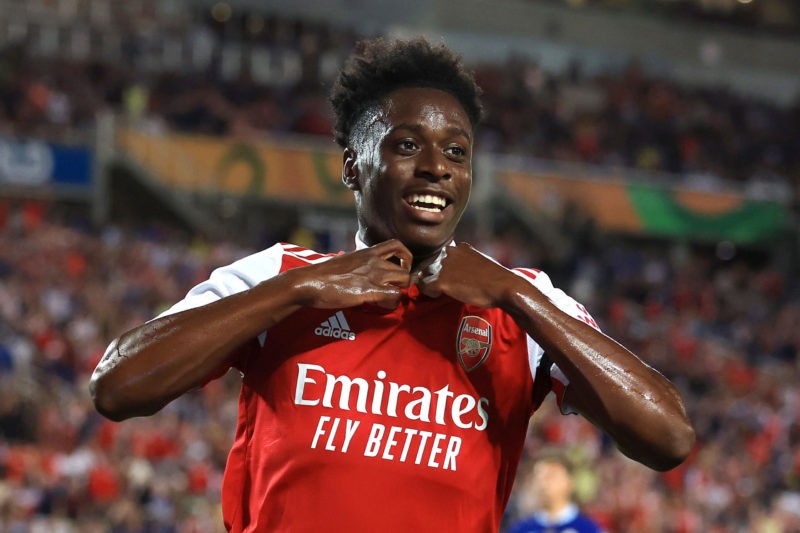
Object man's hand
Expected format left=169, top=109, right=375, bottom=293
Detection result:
left=289, top=239, right=415, bottom=310
left=417, top=243, right=518, bottom=308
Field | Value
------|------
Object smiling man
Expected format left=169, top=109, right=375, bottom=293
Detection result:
left=340, top=84, right=474, bottom=263
left=90, top=38, right=694, bottom=532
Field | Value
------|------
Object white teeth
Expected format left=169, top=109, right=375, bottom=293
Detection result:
left=407, top=193, right=447, bottom=210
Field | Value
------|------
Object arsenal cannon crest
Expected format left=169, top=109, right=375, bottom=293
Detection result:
left=456, top=316, right=492, bottom=372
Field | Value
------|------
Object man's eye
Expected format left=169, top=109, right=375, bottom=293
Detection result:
left=399, top=140, right=417, bottom=151
left=446, top=146, right=467, bottom=158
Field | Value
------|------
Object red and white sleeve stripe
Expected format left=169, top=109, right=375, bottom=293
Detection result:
left=156, top=243, right=335, bottom=319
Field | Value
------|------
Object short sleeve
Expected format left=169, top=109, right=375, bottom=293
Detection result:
left=155, top=243, right=286, bottom=319
left=99, top=243, right=288, bottom=384
left=513, top=268, right=601, bottom=415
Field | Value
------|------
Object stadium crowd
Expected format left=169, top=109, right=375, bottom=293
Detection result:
left=0, top=13, right=798, bottom=202
left=1, top=10, right=799, bottom=533
left=0, top=199, right=798, bottom=532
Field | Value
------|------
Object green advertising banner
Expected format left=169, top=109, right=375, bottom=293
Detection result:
left=499, top=171, right=788, bottom=243
left=626, top=183, right=787, bottom=243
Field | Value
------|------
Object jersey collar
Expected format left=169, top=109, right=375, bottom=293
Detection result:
left=353, top=234, right=456, bottom=251
left=534, top=503, right=580, bottom=526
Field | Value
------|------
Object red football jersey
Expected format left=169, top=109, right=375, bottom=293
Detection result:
left=157, top=242, right=599, bottom=532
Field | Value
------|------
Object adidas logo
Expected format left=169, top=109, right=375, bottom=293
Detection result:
left=314, top=311, right=356, bottom=341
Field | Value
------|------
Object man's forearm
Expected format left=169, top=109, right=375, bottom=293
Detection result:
left=501, top=281, right=695, bottom=471
left=90, top=271, right=305, bottom=421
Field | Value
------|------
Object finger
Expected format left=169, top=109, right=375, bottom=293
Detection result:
left=417, top=275, right=442, bottom=299
left=376, top=293, right=403, bottom=310
left=373, top=269, right=413, bottom=289
left=368, top=287, right=403, bottom=310
left=371, top=239, right=413, bottom=271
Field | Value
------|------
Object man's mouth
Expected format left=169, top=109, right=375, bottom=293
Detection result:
left=404, top=193, right=450, bottom=213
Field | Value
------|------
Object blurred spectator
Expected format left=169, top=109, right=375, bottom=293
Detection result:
left=506, top=452, right=605, bottom=533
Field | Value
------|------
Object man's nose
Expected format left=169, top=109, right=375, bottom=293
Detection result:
left=415, top=149, right=450, bottom=181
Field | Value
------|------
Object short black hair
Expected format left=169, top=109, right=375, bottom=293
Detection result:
left=535, top=453, right=574, bottom=476
left=330, top=37, right=484, bottom=147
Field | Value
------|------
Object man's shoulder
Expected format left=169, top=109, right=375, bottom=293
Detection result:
left=194, top=242, right=342, bottom=291
left=574, top=512, right=604, bottom=532
left=505, top=516, right=546, bottom=533
left=229, top=242, right=341, bottom=272
left=466, top=245, right=548, bottom=286
left=506, top=509, right=602, bottom=533
left=276, top=243, right=342, bottom=263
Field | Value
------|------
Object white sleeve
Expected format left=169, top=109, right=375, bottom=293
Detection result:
left=98, top=244, right=290, bottom=377
left=155, top=242, right=286, bottom=319
left=513, top=268, right=601, bottom=415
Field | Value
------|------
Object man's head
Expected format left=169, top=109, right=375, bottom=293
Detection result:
left=330, top=38, right=483, bottom=261
left=330, top=37, right=483, bottom=150
left=528, top=455, right=575, bottom=513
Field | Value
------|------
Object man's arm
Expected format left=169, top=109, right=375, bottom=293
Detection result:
left=502, top=285, right=694, bottom=471
left=90, top=240, right=414, bottom=421
left=418, top=243, right=695, bottom=471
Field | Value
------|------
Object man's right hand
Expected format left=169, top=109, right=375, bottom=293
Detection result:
left=91, top=239, right=416, bottom=421
left=287, top=239, right=415, bottom=310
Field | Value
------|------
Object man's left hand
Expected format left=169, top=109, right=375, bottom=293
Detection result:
left=417, top=243, right=520, bottom=308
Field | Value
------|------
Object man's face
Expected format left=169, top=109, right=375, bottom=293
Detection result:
left=531, top=461, right=572, bottom=508
left=345, top=87, right=473, bottom=259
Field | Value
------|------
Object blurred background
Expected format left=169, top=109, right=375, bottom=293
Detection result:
left=0, top=0, right=799, bottom=531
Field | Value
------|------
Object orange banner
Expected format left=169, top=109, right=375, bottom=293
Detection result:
left=499, top=171, right=643, bottom=231
left=118, top=129, right=353, bottom=206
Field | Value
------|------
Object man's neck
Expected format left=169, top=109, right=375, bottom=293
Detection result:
left=539, top=501, right=578, bottom=524
left=410, top=249, right=444, bottom=275
left=354, top=232, right=451, bottom=275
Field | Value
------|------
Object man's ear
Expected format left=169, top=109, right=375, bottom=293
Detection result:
left=342, top=147, right=360, bottom=191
